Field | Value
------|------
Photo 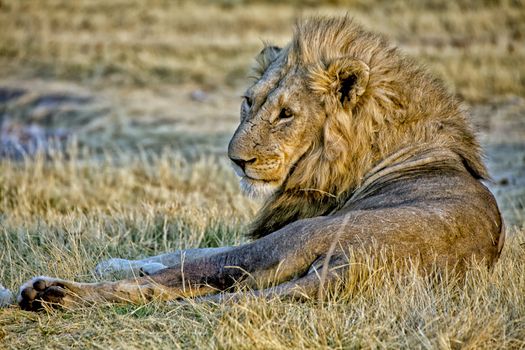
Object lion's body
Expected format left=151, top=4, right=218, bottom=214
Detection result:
left=18, top=16, right=504, bottom=311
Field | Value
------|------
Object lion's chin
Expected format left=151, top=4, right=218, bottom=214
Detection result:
left=239, top=177, right=280, bottom=199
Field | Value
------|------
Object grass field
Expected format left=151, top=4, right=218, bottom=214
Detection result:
left=1, top=0, right=525, bottom=348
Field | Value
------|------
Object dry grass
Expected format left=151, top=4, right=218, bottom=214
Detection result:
left=0, top=0, right=524, bottom=101
left=1, top=0, right=525, bottom=349
left=0, top=150, right=524, bottom=349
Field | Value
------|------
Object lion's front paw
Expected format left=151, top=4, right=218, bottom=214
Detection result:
left=18, top=276, right=73, bottom=311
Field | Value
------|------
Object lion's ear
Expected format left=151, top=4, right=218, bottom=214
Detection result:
left=253, top=45, right=281, bottom=77
left=311, top=57, right=370, bottom=110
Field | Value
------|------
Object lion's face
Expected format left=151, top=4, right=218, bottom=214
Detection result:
left=228, top=54, right=325, bottom=198
left=228, top=45, right=370, bottom=198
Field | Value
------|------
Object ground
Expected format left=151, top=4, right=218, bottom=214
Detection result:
left=0, top=0, right=524, bottom=348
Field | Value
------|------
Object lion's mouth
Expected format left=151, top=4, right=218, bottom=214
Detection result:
left=241, top=175, right=278, bottom=184
left=239, top=176, right=280, bottom=198
left=230, top=160, right=281, bottom=183
left=230, top=159, right=283, bottom=198
left=231, top=161, right=247, bottom=178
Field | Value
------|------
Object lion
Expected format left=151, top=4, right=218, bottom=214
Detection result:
left=17, top=16, right=504, bottom=311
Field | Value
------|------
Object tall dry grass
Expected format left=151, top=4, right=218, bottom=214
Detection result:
left=0, top=0, right=523, bottom=101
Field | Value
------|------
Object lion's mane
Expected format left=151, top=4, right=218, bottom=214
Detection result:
left=248, top=17, right=486, bottom=239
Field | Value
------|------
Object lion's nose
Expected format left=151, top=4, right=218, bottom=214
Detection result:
left=230, top=157, right=257, bottom=172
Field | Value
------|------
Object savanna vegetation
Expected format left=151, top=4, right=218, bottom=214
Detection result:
left=0, top=0, right=524, bottom=348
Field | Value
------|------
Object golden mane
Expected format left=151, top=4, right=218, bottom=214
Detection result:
left=249, top=16, right=486, bottom=239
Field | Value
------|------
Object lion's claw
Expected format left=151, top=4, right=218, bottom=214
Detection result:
left=18, top=277, right=69, bottom=311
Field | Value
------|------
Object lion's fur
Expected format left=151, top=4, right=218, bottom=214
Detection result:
left=248, top=16, right=487, bottom=239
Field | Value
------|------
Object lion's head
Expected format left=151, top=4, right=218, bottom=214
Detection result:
left=228, top=16, right=487, bottom=239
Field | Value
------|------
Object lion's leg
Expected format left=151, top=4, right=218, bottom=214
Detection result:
left=18, top=255, right=346, bottom=311
left=18, top=267, right=223, bottom=311
left=18, top=217, right=349, bottom=310
left=196, top=256, right=348, bottom=303
left=94, top=247, right=234, bottom=277
left=194, top=273, right=322, bottom=303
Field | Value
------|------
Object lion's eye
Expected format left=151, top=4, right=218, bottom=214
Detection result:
left=278, top=108, right=293, bottom=120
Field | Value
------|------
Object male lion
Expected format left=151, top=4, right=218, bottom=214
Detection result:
left=18, top=16, right=504, bottom=311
